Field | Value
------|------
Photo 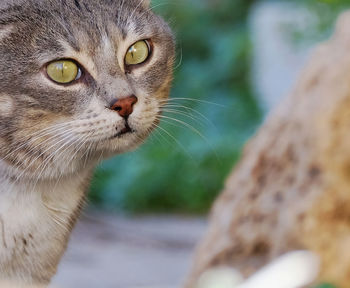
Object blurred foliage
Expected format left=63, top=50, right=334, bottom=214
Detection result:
left=89, top=0, right=261, bottom=214
left=282, top=0, right=350, bottom=47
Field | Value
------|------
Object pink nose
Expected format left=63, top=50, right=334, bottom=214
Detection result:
left=110, top=95, right=138, bottom=118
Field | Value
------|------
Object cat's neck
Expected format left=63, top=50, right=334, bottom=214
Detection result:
left=0, top=160, right=92, bottom=212
left=0, top=161, right=93, bottom=286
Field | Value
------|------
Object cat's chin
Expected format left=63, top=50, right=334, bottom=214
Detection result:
left=96, top=129, right=150, bottom=157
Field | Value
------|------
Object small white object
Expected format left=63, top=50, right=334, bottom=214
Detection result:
left=195, top=251, right=320, bottom=288
left=196, top=267, right=244, bottom=288
left=239, top=251, right=320, bottom=288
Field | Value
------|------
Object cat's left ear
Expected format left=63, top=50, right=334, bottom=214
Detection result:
left=142, top=0, right=151, bottom=8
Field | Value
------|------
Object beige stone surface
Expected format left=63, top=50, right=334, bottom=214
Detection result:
left=186, top=11, right=350, bottom=288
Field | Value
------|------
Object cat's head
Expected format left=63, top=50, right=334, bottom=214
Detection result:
left=0, top=0, right=175, bottom=180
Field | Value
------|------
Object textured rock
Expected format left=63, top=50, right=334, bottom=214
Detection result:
left=186, top=11, right=350, bottom=288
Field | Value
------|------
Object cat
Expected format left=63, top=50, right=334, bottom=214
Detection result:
left=0, top=0, right=175, bottom=286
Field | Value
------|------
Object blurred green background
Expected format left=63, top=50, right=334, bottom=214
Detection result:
left=89, top=0, right=350, bottom=214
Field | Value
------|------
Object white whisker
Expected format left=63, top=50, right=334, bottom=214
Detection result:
left=159, top=115, right=206, bottom=140
left=156, top=125, right=194, bottom=160
left=1, top=121, right=77, bottom=163
left=160, top=97, right=225, bottom=107
left=161, top=103, right=216, bottom=128
left=162, top=108, right=206, bottom=127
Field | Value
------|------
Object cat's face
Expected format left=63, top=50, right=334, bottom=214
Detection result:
left=0, top=0, right=175, bottom=180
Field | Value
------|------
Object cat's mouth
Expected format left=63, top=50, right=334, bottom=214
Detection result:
left=110, top=121, right=135, bottom=139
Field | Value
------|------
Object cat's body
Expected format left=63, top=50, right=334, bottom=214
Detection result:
left=0, top=171, right=89, bottom=284
left=0, top=0, right=175, bottom=286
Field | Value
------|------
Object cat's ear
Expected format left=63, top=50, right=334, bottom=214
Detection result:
left=142, top=0, right=151, bottom=8
left=132, top=0, right=150, bottom=9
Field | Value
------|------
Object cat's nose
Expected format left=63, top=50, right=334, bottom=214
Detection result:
left=109, top=95, right=138, bottom=119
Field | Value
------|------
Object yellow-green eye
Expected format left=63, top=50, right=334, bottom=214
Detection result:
left=125, top=40, right=150, bottom=66
left=46, top=60, right=80, bottom=84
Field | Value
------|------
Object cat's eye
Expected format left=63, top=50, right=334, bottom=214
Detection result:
left=125, top=40, right=151, bottom=66
left=46, top=60, right=81, bottom=84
